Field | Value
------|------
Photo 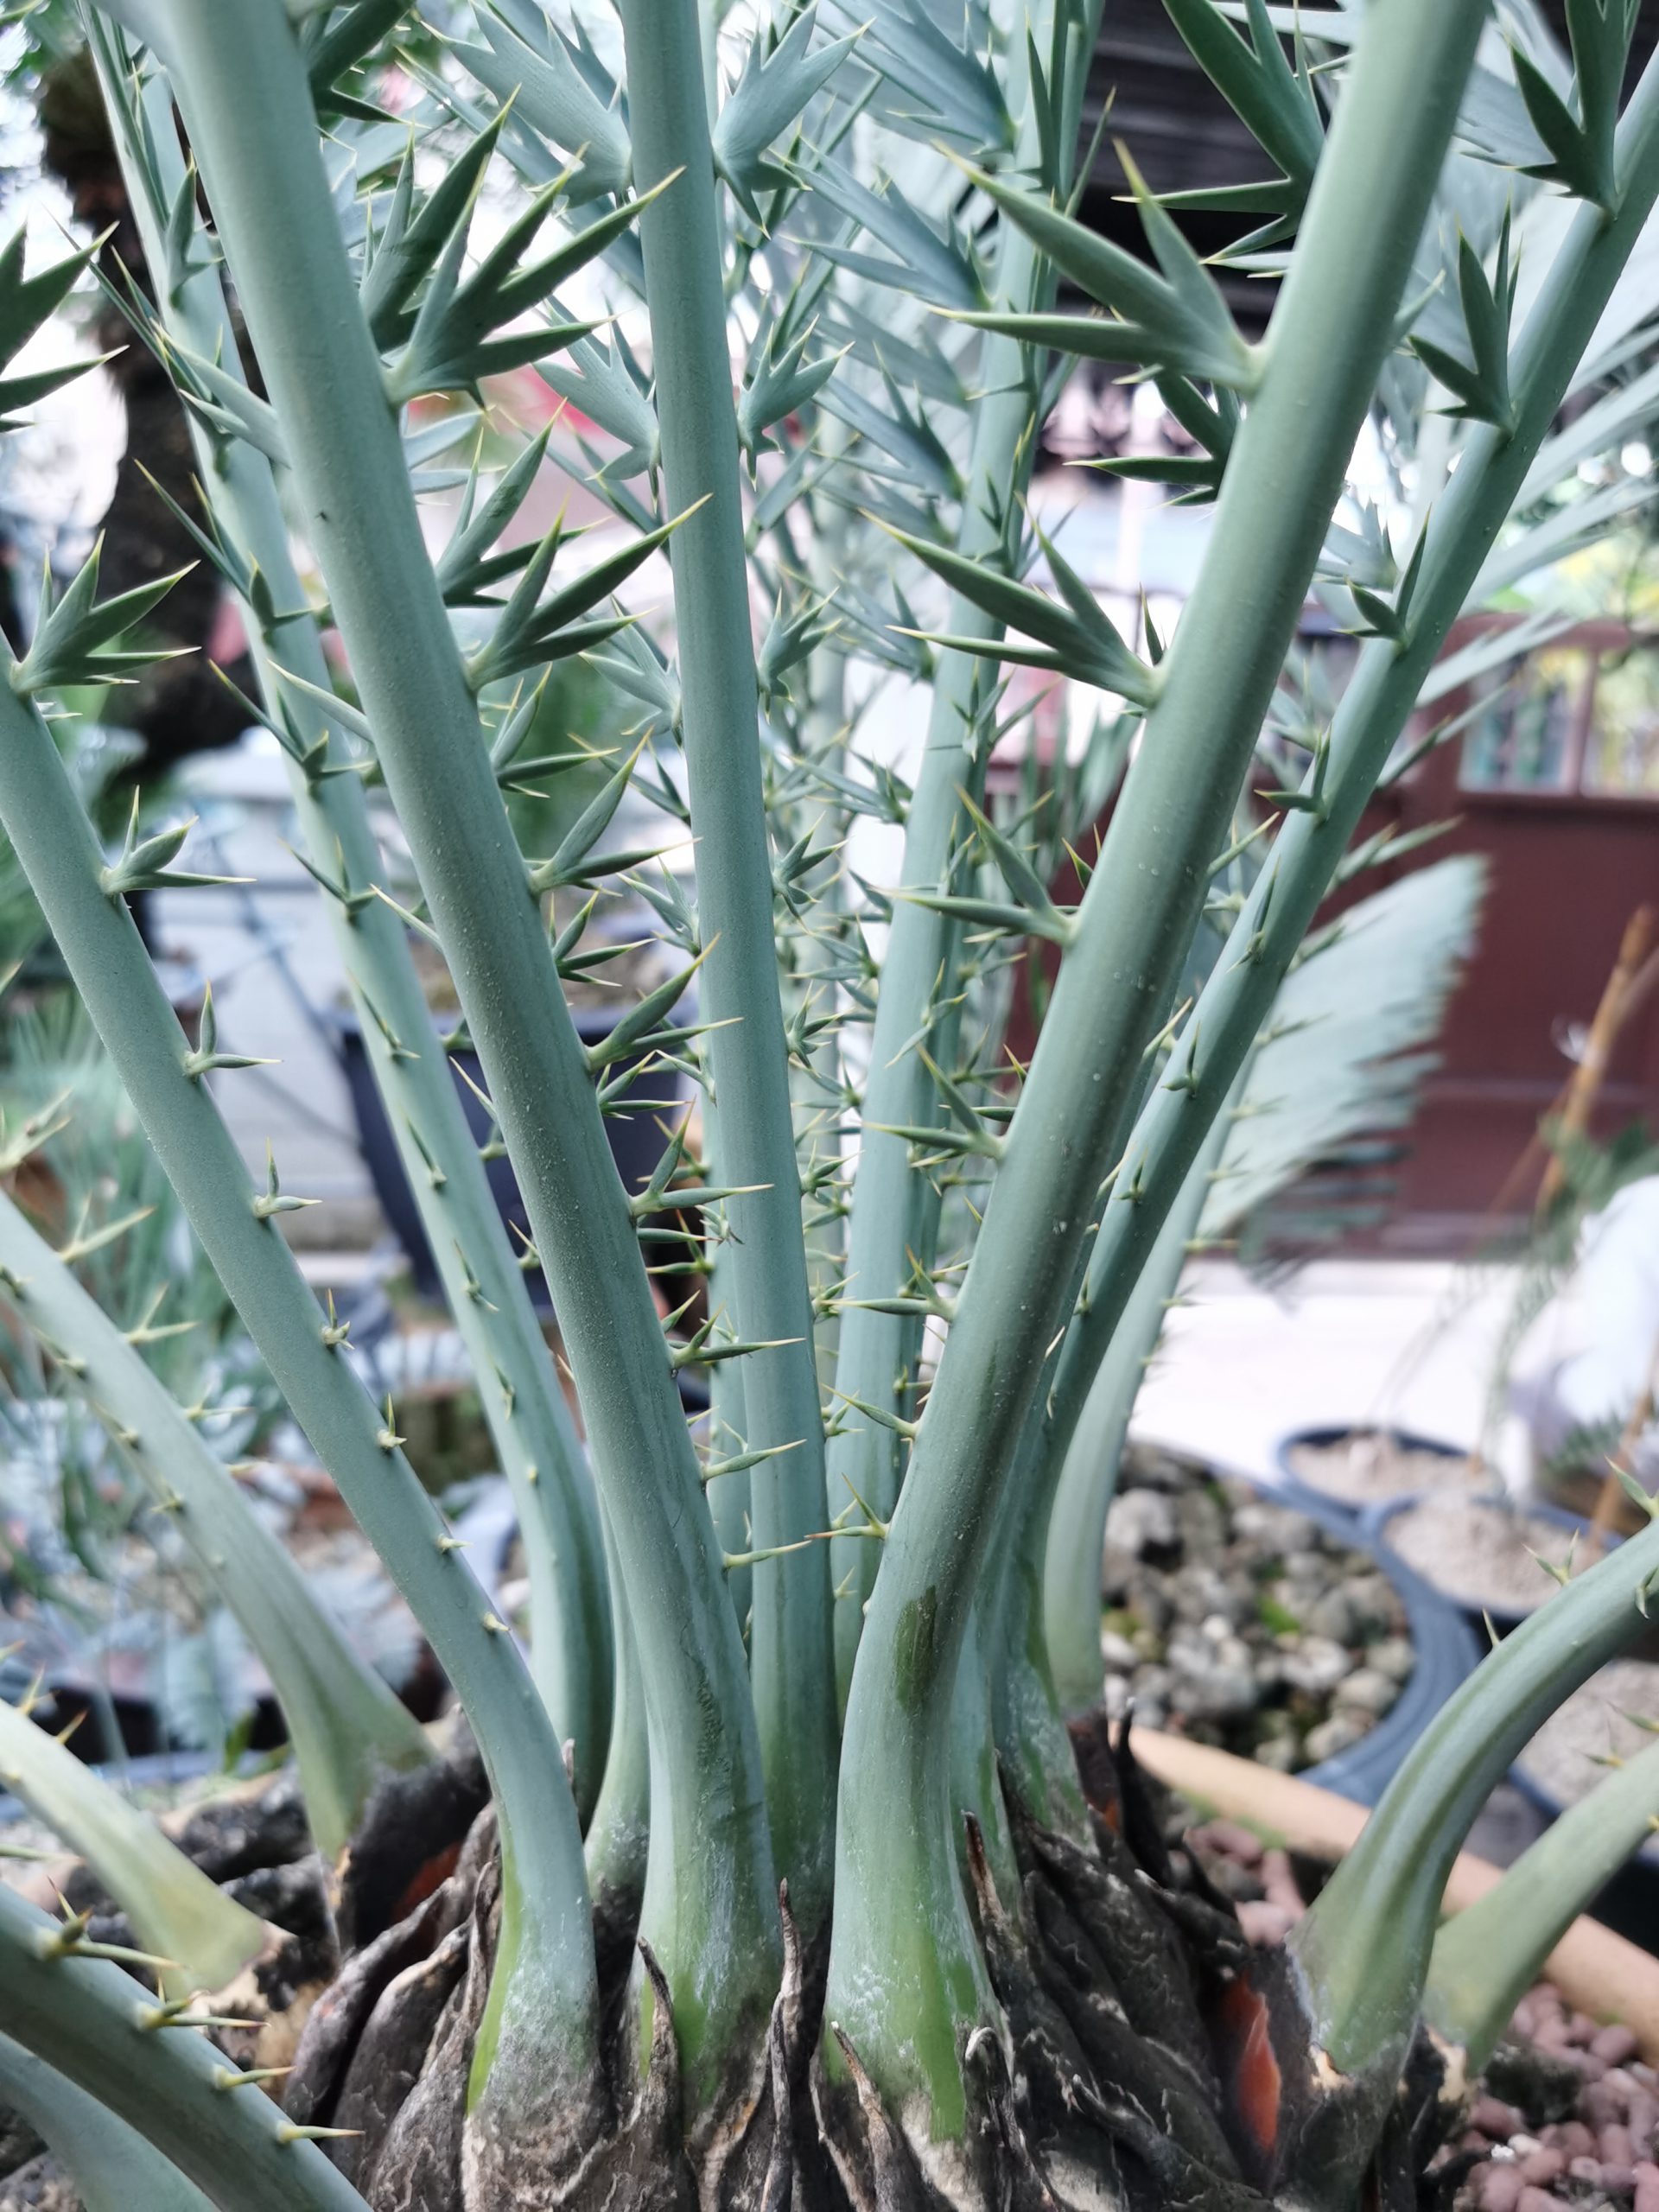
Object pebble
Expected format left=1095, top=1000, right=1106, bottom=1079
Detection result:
left=1303, top=1710, right=1370, bottom=1763
left=1634, top=2160, right=1659, bottom=2212
left=1516, top=2151, right=1565, bottom=2187
left=1334, top=1665, right=1397, bottom=1717
left=1104, top=1490, right=1179, bottom=1559
left=1236, top=1898, right=1295, bottom=1947
left=1599, top=2029, right=1644, bottom=2069
left=1588, top=2082, right=1625, bottom=2128
left=1516, top=2185, right=1560, bottom=2212
left=1253, top=1733, right=1300, bottom=1772
left=1260, top=1848, right=1303, bottom=1916
left=1603, top=2126, right=1637, bottom=2170
left=1370, top=1635, right=1416, bottom=1683
left=1306, top=1589, right=1360, bottom=1643
left=1194, top=1819, right=1263, bottom=1867
left=1540, top=2121, right=1594, bottom=2159
left=1474, top=2100, right=1527, bottom=2140
left=1232, top=1500, right=1314, bottom=1549
left=1477, top=2167, right=1522, bottom=2212
left=1281, top=1636, right=1352, bottom=1696
left=1100, top=1462, right=1411, bottom=1772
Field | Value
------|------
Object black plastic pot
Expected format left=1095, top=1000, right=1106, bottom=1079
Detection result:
left=336, top=1005, right=683, bottom=1311
left=1252, top=1475, right=1484, bottom=1807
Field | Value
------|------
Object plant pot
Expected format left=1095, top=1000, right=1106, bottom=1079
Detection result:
left=1135, top=1726, right=1659, bottom=2055
left=1274, top=1423, right=1485, bottom=1524
left=1103, top=1451, right=1480, bottom=1808
left=335, top=1005, right=683, bottom=1310
left=1271, top=1479, right=1484, bottom=1807
left=1506, top=1651, right=1659, bottom=1956
left=1367, top=1491, right=1623, bottom=1637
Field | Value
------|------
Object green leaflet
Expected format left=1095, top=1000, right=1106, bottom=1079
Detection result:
left=0, top=1886, right=368, bottom=2212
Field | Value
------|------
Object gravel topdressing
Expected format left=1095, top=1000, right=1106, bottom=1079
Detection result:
left=1387, top=1497, right=1585, bottom=1618
left=1516, top=1660, right=1659, bottom=1821
left=1100, top=1448, right=1413, bottom=1772
left=1287, top=1431, right=1483, bottom=1505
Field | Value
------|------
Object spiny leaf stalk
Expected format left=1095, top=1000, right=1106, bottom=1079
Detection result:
left=0, top=0, right=1654, bottom=2202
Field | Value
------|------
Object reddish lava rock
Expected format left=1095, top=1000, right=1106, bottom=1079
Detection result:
left=1187, top=1822, right=1656, bottom=2212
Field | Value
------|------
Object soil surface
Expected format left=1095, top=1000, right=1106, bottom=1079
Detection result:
left=1101, top=1446, right=1413, bottom=1771
left=1516, top=1659, right=1659, bottom=1821
left=1387, top=1496, right=1583, bottom=1620
left=1286, top=1431, right=1484, bottom=1507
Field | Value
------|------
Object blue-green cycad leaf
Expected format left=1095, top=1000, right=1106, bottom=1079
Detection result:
left=1079, top=372, right=1238, bottom=505
left=1411, top=208, right=1518, bottom=427
left=739, top=307, right=846, bottom=460
left=1458, top=55, right=1560, bottom=170
left=748, top=439, right=836, bottom=539
left=1157, top=0, right=1324, bottom=255
left=435, top=426, right=552, bottom=607
left=716, top=6, right=859, bottom=214
left=882, top=519, right=1153, bottom=702
left=454, top=3, right=632, bottom=204
left=401, top=406, right=483, bottom=498
left=155, top=331, right=288, bottom=464
left=760, top=589, right=837, bottom=709
left=0, top=2034, right=215, bottom=2212
left=829, top=576, right=933, bottom=680
left=1470, top=474, right=1657, bottom=602
left=820, top=301, right=973, bottom=409
left=0, top=229, right=105, bottom=428
left=586, top=623, right=678, bottom=725
left=1511, top=0, right=1637, bottom=210
left=1205, top=855, right=1486, bottom=1238
left=1415, top=606, right=1579, bottom=712
left=467, top=505, right=694, bottom=689
left=11, top=540, right=192, bottom=696
left=823, top=0, right=1011, bottom=156
left=820, top=370, right=963, bottom=500
left=537, top=330, right=659, bottom=480
left=384, top=166, right=666, bottom=401
left=947, top=151, right=1258, bottom=389
left=300, top=0, right=403, bottom=121
left=359, top=113, right=505, bottom=351
left=1519, top=351, right=1659, bottom=503
left=796, top=157, right=985, bottom=310
left=1316, top=497, right=1395, bottom=590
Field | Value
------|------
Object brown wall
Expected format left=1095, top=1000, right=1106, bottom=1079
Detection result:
left=1003, top=620, right=1659, bottom=1254
left=1354, top=621, right=1659, bottom=1251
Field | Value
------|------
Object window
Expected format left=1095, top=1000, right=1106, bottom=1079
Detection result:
left=1458, top=638, right=1659, bottom=798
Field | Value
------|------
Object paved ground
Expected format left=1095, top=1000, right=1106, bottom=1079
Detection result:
left=1134, top=1255, right=1531, bottom=1490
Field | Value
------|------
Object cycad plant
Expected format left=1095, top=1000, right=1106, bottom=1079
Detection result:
left=5, top=0, right=1659, bottom=2206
